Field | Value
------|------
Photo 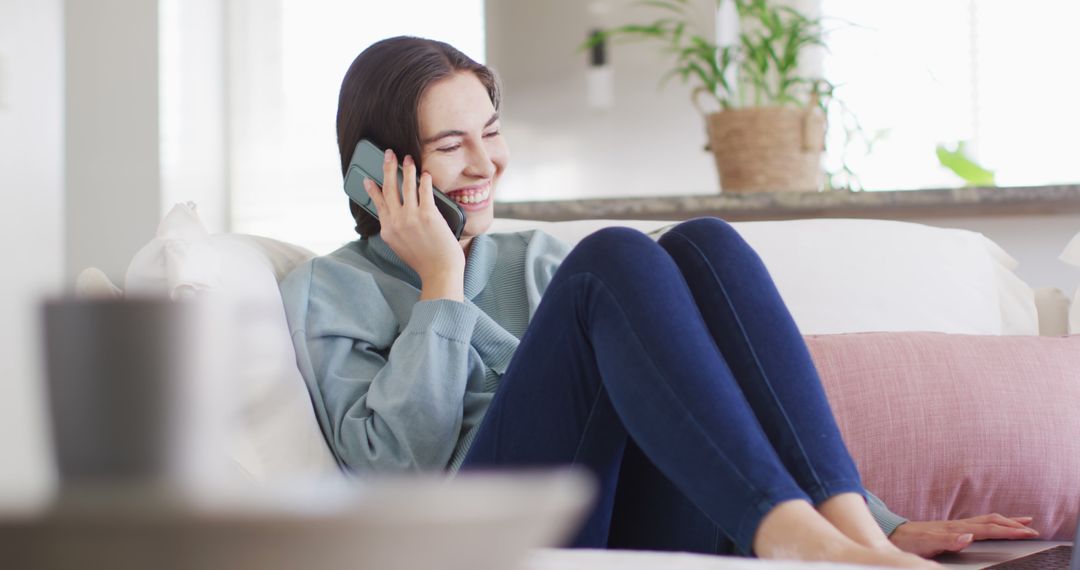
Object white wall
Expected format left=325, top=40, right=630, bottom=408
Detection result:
left=485, top=0, right=720, bottom=202
left=160, top=0, right=228, bottom=234
left=0, top=0, right=64, bottom=509
left=64, top=0, right=227, bottom=280
left=64, top=0, right=162, bottom=283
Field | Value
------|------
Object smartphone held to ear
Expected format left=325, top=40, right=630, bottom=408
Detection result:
left=344, top=139, right=467, bottom=240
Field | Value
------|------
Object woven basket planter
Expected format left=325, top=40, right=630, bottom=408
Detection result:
left=704, top=106, right=826, bottom=193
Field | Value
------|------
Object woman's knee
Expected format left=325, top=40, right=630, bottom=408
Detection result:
left=561, top=226, right=669, bottom=277
left=658, top=217, right=754, bottom=259
left=576, top=226, right=659, bottom=257
left=665, top=217, right=740, bottom=245
left=583, top=225, right=655, bottom=246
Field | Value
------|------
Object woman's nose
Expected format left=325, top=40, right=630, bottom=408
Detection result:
left=464, top=143, right=496, bottom=178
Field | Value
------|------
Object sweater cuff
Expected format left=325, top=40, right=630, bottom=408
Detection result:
left=865, top=490, right=909, bottom=537
left=405, top=299, right=480, bottom=342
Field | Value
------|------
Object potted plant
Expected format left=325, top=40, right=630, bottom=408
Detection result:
left=587, top=0, right=834, bottom=193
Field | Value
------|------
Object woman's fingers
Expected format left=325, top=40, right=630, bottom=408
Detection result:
left=889, top=521, right=974, bottom=557
left=999, top=515, right=1035, bottom=528
left=419, top=171, right=438, bottom=210
left=381, top=149, right=401, bottom=211
left=402, top=155, right=420, bottom=208
left=969, top=514, right=1036, bottom=531
left=975, top=523, right=1039, bottom=539
left=362, top=178, right=387, bottom=217
left=950, top=515, right=1039, bottom=540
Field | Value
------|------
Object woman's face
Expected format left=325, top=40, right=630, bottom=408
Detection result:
left=417, top=71, right=508, bottom=242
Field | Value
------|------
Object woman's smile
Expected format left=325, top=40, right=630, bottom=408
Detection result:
left=445, top=182, right=492, bottom=210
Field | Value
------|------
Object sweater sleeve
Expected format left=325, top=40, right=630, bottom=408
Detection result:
left=282, top=257, right=482, bottom=472
left=865, top=490, right=909, bottom=536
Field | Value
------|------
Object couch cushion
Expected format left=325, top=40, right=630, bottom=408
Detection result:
left=491, top=218, right=1037, bottom=336
left=123, top=203, right=340, bottom=482
left=1060, top=230, right=1080, bottom=334
left=807, top=332, right=1080, bottom=540
left=1034, top=287, right=1070, bottom=336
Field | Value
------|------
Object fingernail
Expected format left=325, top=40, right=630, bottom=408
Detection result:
left=1026, top=528, right=1040, bottom=535
left=404, top=155, right=414, bottom=167
left=384, top=149, right=392, bottom=162
left=959, top=534, right=974, bottom=544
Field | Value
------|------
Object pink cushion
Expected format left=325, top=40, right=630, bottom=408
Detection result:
left=806, top=332, right=1080, bottom=540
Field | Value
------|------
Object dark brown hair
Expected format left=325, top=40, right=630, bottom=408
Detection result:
left=336, top=36, right=501, bottom=238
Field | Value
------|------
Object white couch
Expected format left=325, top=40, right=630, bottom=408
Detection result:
left=74, top=203, right=1078, bottom=569
left=79, top=204, right=1070, bottom=480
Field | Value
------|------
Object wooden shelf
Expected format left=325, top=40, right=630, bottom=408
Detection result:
left=494, top=184, right=1080, bottom=222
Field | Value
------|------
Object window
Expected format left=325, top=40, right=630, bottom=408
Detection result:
left=821, top=0, right=1080, bottom=191
left=228, top=0, right=485, bottom=253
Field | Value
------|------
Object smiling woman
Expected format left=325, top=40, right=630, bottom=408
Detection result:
left=334, top=38, right=505, bottom=242
left=269, top=35, right=1044, bottom=569
left=223, top=0, right=485, bottom=252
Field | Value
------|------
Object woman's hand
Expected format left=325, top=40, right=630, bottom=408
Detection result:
left=363, top=149, right=466, bottom=301
left=890, top=514, right=1039, bottom=558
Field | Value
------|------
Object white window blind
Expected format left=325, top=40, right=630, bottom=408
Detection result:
left=227, top=0, right=485, bottom=253
left=821, top=0, right=1080, bottom=191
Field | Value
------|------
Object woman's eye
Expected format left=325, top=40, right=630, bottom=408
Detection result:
left=435, top=132, right=498, bottom=152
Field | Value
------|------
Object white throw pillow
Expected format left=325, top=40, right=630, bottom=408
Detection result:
left=122, top=203, right=340, bottom=482
left=490, top=217, right=1037, bottom=336
left=733, top=219, right=1034, bottom=335
left=74, top=267, right=123, bottom=298
left=1060, top=231, right=1080, bottom=334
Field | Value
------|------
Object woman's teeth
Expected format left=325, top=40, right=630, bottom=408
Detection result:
left=452, top=188, right=490, bottom=204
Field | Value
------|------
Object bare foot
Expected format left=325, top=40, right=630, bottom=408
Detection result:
left=753, top=500, right=942, bottom=569
left=818, top=492, right=900, bottom=552
left=829, top=546, right=944, bottom=569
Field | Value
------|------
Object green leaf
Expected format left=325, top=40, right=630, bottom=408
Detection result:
left=762, top=7, right=783, bottom=35
left=762, top=35, right=783, bottom=73
left=671, top=60, right=715, bottom=92
left=675, top=43, right=715, bottom=71
left=936, top=142, right=996, bottom=186
left=633, top=0, right=687, bottom=14
left=776, top=6, right=810, bottom=25
left=672, top=21, right=686, bottom=44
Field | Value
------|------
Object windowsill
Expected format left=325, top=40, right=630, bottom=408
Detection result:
left=493, top=184, right=1080, bottom=222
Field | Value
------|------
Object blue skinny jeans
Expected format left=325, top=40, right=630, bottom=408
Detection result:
left=461, top=217, right=864, bottom=555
